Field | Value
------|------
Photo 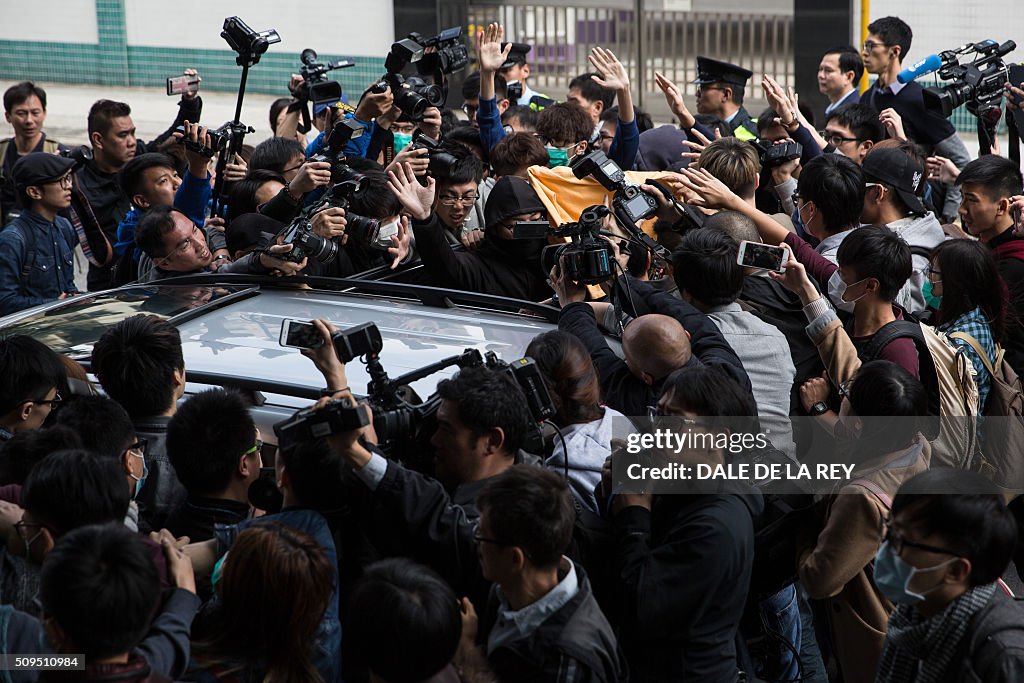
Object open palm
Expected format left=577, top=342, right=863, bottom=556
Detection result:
left=477, top=23, right=511, bottom=72
left=589, top=46, right=630, bottom=91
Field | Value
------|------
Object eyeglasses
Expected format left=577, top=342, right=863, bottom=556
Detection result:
left=821, top=131, right=860, bottom=146
left=882, top=519, right=959, bottom=556
left=30, top=391, right=63, bottom=407
left=863, top=40, right=890, bottom=51
left=46, top=174, right=73, bottom=190
left=13, top=520, right=46, bottom=541
left=243, top=437, right=263, bottom=457
left=461, top=103, right=479, bottom=117
left=923, top=264, right=943, bottom=282
left=437, top=194, right=480, bottom=207
left=472, top=521, right=509, bottom=547
left=158, top=225, right=204, bottom=268
left=697, top=84, right=727, bottom=94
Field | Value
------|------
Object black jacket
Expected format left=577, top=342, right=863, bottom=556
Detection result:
left=480, top=562, right=628, bottom=683
left=988, top=228, right=1024, bottom=376
left=945, top=589, right=1024, bottom=682
left=557, top=277, right=751, bottom=417
left=133, top=416, right=185, bottom=531
left=613, top=485, right=763, bottom=683
left=411, top=213, right=549, bottom=301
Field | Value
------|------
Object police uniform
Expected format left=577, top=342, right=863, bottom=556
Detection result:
left=500, top=42, right=556, bottom=111
left=693, top=56, right=758, bottom=141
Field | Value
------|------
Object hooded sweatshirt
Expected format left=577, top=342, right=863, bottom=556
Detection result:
left=886, top=211, right=946, bottom=315
left=545, top=407, right=635, bottom=513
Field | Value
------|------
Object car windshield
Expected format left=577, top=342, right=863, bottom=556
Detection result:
left=1, top=285, right=246, bottom=358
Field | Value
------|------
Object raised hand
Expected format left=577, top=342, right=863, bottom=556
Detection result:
left=879, top=108, right=907, bottom=141
left=387, top=162, right=436, bottom=221
left=589, top=46, right=630, bottom=92
left=477, top=22, right=512, bottom=73
left=388, top=216, right=413, bottom=269
left=677, top=166, right=743, bottom=211
left=654, top=71, right=695, bottom=129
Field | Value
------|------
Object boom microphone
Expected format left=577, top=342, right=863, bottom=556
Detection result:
left=897, top=54, right=944, bottom=84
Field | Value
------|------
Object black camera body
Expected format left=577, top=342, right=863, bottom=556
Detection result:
left=274, top=396, right=369, bottom=449
left=513, top=205, right=616, bottom=285
left=571, top=149, right=659, bottom=225
left=297, top=48, right=354, bottom=107
left=58, top=144, right=92, bottom=169
left=221, top=17, right=280, bottom=66
left=374, top=27, right=468, bottom=121
left=760, top=140, right=803, bottom=167
left=307, top=118, right=366, bottom=183
left=372, top=73, right=440, bottom=121
left=413, top=27, right=470, bottom=76
left=923, top=39, right=1016, bottom=122
left=408, top=131, right=459, bottom=177
left=506, top=81, right=524, bottom=103
left=331, top=322, right=383, bottom=362
left=278, top=179, right=366, bottom=264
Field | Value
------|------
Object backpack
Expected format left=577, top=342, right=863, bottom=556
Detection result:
left=949, top=332, right=1024, bottom=493
left=861, top=320, right=981, bottom=470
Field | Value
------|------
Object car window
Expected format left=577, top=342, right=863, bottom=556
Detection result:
left=1, top=285, right=245, bottom=358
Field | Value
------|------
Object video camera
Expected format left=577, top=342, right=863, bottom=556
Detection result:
left=274, top=322, right=555, bottom=461
left=372, top=27, right=468, bottom=121
left=513, top=205, right=616, bottom=285
left=174, top=121, right=240, bottom=159
left=296, top=49, right=354, bottom=108
left=752, top=139, right=803, bottom=168
left=914, top=40, right=1017, bottom=123
left=407, top=131, right=460, bottom=177
left=221, top=16, right=280, bottom=67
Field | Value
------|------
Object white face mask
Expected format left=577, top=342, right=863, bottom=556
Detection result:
left=828, top=271, right=870, bottom=313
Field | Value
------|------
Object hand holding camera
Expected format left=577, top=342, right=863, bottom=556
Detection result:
left=417, top=107, right=443, bottom=140
left=311, top=206, right=348, bottom=241
left=766, top=243, right=818, bottom=305
left=386, top=146, right=429, bottom=178
left=259, top=243, right=308, bottom=276
left=290, top=160, right=332, bottom=195
left=548, top=255, right=587, bottom=305
left=179, top=120, right=214, bottom=176
left=355, top=85, right=394, bottom=122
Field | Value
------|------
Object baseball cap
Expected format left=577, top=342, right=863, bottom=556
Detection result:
left=862, top=147, right=927, bottom=216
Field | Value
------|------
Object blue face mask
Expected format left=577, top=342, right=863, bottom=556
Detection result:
left=546, top=145, right=570, bottom=168
left=393, top=132, right=413, bottom=153
left=873, top=541, right=956, bottom=605
left=129, top=449, right=149, bottom=500
left=923, top=280, right=942, bottom=310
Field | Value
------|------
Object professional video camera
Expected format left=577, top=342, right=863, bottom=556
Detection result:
left=407, top=131, right=460, bottom=177
left=513, top=205, right=615, bottom=285
left=897, top=39, right=1016, bottom=124
left=752, top=139, right=803, bottom=167
left=372, top=27, right=468, bottom=121
left=274, top=322, right=555, bottom=461
left=291, top=49, right=356, bottom=133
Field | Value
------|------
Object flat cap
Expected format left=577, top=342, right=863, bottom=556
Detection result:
left=12, top=153, right=76, bottom=190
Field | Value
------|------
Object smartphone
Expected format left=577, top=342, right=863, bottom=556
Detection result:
left=166, top=75, right=200, bottom=97
left=279, top=319, right=323, bottom=349
left=737, top=240, right=786, bottom=273
left=1009, top=64, right=1024, bottom=135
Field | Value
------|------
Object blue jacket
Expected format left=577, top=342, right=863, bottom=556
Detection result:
left=114, top=169, right=211, bottom=260
left=0, top=210, right=78, bottom=316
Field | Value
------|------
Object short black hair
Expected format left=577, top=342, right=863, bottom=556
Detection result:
left=798, top=154, right=866, bottom=234
left=87, top=99, right=131, bottom=138
left=502, top=105, right=538, bottom=130
left=824, top=46, right=865, bottom=84
left=41, top=523, right=160, bottom=658
left=660, top=365, right=758, bottom=436
left=931, top=239, right=1007, bottom=343
left=54, top=396, right=135, bottom=460
left=92, top=315, right=185, bottom=420
left=3, top=82, right=47, bottom=113
left=476, top=465, right=575, bottom=568
left=444, top=126, right=484, bottom=156
left=462, top=72, right=507, bottom=101
left=436, top=365, right=532, bottom=456
left=435, top=144, right=483, bottom=187
left=836, top=225, right=912, bottom=301
left=848, top=360, right=927, bottom=457
left=249, top=136, right=305, bottom=174
left=134, top=204, right=179, bottom=259
left=568, top=73, right=615, bottom=110
left=0, top=426, right=82, bottom=486
left=344, top=157, right=402, bottom=219
left=22, top=449, right=130, bottom=536
left=756, top=108, right=782, bottom=134
left=228, top=169, right=286, bottom=222
left=269, top=97, right=294, bottom=135
left=0, top=335, right=66, bottom=416
left=118, top=152, right=177, bottom=202
left=277, top=436, right=345, bottom=511
left=867, top=16, right=913, bottom=62
left=346, top=558, right=461, bottom=683
left=891, top=468, right=1017, bottom=586
left=166, top=389, right=254, bottom=497
left=826, top=103, right=885, bottom=144
left=956, top=154, right=1024, bottom=202
left=490, top=132, right=549, bottom=177
left=672, top=229, right=743, bottom=307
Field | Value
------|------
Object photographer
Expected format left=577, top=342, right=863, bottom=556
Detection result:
left=553, top=258, right=750, bottom=417
left=134, top=205, right=305, bottom=282
left=390, top=166, right=551, bottom=300
left=0, top=82, right=66, bottom=225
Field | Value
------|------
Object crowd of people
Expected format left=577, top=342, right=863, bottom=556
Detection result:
left=1, top=11, right=1024, bottom=683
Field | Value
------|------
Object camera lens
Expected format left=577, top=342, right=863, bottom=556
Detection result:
left=301, top=48, right=318, bottom=65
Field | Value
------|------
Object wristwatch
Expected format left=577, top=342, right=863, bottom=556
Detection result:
left=808, top=401, right=830, bottom=417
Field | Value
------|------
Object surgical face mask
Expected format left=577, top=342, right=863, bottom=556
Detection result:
left=546, top=144, right=570, bottom=168
left=827, top=271, right=870, bottom=313
left=129, top=449, right=149, bottom=500
left=873, top=541, right=957, bottom=605
left=393, top=132, right=413, bottom=153
left=922, top=280, right=943, bottom=310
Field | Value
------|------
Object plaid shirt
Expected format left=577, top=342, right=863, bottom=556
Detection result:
left=941, top=307, right=996, bottom=411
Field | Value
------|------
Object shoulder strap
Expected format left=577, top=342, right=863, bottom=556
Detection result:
left=14, top=222, right=37, bottom=281
left=909, top=245, right=934, bottom=260
left=848, top=477, right=893, bottom=509
left=42, top=139, right=59, bottom=154
left=950, top=331, right=998, bottom=377
left=860, top=320, right=921, bottom=363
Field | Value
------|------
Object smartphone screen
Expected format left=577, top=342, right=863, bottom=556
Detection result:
left=279, top=320, right=323, bottom=349
left=166, top=75, right=199, bottom=96
left=738, top=241, right=786, bottom=272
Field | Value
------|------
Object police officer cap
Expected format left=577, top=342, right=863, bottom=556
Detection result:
left=692, top=56, right=753, bottom=87
left=500, top=43, right=532, bottom=70
left=12, top=153, right=76, bottom=190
